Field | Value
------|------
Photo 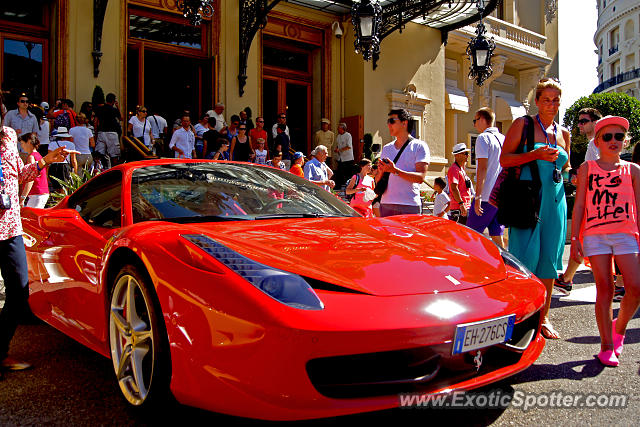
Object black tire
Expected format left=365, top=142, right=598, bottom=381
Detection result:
left=108, top=264, right=171, bottom=408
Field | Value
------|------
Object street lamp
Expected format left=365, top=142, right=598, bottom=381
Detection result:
left=466, top=1, right=495, bottom=86
left=351, top=0, right=382, bottom=61
left=177, top=0, right=214, bottom=26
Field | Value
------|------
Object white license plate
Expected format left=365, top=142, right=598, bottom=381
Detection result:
left=452, top=314, right=516, bottom=355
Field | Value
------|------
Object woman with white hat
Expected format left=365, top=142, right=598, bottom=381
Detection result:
left=48, top=127, right=78, bottom=191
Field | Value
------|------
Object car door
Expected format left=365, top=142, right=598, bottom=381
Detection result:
left=40, top=170, right=123, bottom=351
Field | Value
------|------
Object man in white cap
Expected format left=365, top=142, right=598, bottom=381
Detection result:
left=447, top=142, right=474, bottom=225
left=314, top=118, right=335, bottom=169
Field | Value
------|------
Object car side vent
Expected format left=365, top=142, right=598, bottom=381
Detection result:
left=301, top=276, right=370, bottom=295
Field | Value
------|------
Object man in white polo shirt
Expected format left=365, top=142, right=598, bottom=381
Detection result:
left=467, top=107, right=505, bottom=246
left=377, top=108, right=430, bottom=216
left=169, top=114, right=196, bottom=159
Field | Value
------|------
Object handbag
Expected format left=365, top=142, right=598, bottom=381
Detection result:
left=374, top=137, right=412, bottom=197
left=490, top=115, right=541, bottom=229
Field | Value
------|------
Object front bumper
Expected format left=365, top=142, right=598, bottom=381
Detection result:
left=155, top=261, right=546, bottom=421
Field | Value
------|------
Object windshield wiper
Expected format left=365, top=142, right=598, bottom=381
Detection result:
left=253, top=213, right=348, bottom=220
left=151, top=215, right=252, bottom=223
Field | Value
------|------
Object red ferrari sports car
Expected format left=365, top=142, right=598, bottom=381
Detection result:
left=21, top=159, right=546, bottom=420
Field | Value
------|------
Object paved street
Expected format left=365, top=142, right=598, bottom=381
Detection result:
left=0, top=244, right=639, bottom=425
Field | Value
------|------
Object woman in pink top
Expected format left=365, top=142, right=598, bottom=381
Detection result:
left=345, top=158, right=375, bottom=217
left=571, top=116, right=640, bottom=367
left=19, top=132, right=49, bottom=208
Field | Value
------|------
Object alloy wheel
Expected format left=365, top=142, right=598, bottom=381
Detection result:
left=109, top=273, right=155, bottom=405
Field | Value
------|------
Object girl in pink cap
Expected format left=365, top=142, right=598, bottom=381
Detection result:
left=571, top=115, right=640, bottom=367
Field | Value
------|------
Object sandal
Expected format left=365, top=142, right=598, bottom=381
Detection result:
left=541, top=321, right=560, bottom=339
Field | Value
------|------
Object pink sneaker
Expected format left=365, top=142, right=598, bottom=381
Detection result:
left=597, top=350, right=619, bottom=367
left=612, top=319, right=625, bottom=357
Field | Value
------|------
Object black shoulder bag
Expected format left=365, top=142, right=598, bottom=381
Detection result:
left=374, top=137, right=412, bottom=197
left=495, top=115, right=541, bottom=229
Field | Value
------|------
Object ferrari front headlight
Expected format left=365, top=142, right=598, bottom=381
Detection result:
left=181, top=234, right=324, bottom=310
left=497, top=244, right=532, bottom=278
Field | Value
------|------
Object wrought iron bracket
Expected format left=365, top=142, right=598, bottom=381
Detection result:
left=93, top=0, right=109, bottom=78
left=366, top=0, right=499, bottom=68
left=238, top=0, right=282, bottom=96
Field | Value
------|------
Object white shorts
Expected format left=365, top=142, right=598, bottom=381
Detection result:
left=25, top=194, right=49, bottom=209
left=96, top=132, right=121, bottom=158
left=583, top=233, right=640, bottom=257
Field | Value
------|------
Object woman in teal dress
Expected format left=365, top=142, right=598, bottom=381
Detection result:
left=500, top=78, right=571, bottom=339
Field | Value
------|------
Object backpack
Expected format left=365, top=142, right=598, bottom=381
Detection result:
left=53, top=111, right=71, bottom=130
left=345, top=174, right=361, bottom=202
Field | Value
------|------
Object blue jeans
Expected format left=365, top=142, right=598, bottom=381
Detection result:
left=0, top=235, right=30, bottom=360
left=380, top=203, right=421, bottom=217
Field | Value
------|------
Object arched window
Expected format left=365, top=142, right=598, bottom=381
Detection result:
left=624, top=19, right=635, bottom=40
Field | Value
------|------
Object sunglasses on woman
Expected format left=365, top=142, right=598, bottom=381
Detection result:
left=601, top=132, right=625, bottom=142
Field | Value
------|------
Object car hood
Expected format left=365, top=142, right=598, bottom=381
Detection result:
left=176, top=216, right=507, bottom=296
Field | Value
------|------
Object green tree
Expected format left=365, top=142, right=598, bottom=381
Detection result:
left=563, top=92, right=640, bottom=154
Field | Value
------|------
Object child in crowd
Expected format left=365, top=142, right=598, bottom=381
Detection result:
left=289, top=152, right=305, bottom=177
left=254, top=138, right=268, bottom=165
left=432, top=177, right=450, bottom=219
left=266, top=151, right=286, bottom=170
left=571, top=116, right=640, bottom=367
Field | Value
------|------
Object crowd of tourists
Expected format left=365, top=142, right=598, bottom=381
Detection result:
left=1, top=77, right=640, bottom=373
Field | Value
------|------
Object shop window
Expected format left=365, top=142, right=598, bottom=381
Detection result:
left=129, top=14, right=202, bottom=49
left=0, top=2, right=47, bottom=27
left=263, top=45, right=309, bottom=73
left=2, top=38, right=43, bottom=99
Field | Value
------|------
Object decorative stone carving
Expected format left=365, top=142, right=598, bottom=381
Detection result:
left=387, top=88, right=432, bottom=139
left=519, top=67, right=546, bottom=112
left=462, top=56, right=476, bottom=106
left=477, top=55, right=507, bottom=106
left=545, top=0, right=558, bottom=24
left=622, top=37, right=636, bottom=51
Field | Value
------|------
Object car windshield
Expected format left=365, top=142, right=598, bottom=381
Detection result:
left=130, top=162, right=359, bottom=223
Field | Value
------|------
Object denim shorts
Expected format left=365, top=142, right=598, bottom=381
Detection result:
left=583, top=233, right=640, bottom=257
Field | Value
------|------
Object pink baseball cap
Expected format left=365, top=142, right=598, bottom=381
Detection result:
left=594, top=115, right=629, bottom=135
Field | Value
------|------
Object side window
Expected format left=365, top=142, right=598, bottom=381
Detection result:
left=68, top=171, right=122, bottom=228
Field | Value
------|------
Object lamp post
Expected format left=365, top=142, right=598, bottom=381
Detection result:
left=177, top=0, right=214, bottom=26
left=351, top=0, right=382, bottom=61
left=466, top=1, right=496, bottom=86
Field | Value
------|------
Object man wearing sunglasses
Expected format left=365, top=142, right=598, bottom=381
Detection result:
left=467, top=107, right=505, bottom=244
left=3, top=94, right=39, bottom=140
left=377, top=109, right=430, bottom=217
left=580, top=108, right=603, bottom=162
left=249, top=116, right=268, bottom=150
